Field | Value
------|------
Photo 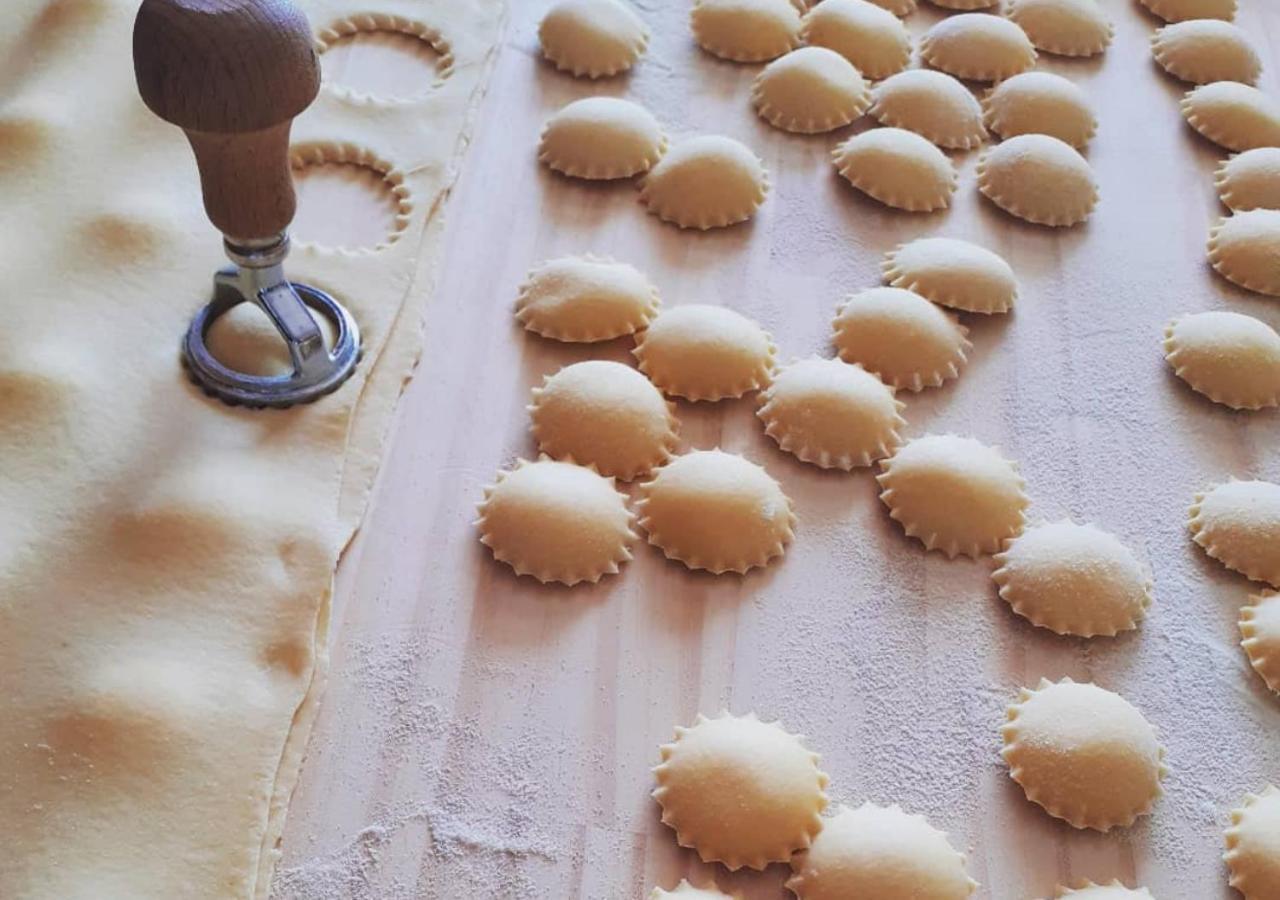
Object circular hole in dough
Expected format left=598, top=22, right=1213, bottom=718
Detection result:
left=833, top=287, right=972, bottom=391
left=653, top=712, right=827, bottom=868
left=538, top=97, right=667, bottom=180
left=515, top=254, right=660, bottom=342
left=316, top=14, right=452, bottom=101
left=869, top=70, right=987, bottom=151
left=1225, top=785, right=1280, bottom=898
left=883, top=237, right=1018, bottom=314
left=832, top=127, right=958, bottom=212
left=1189, top=479, right=1280, bottom=588
left=633, top=304, right=776, bottom=401
left=992, top=520, right=1154, bottom=637
left=1006, top=0, right=1113, bottom=57
left=290, top=144, right=412, bottom=251
left=475, top=457, right=635, bottom=586
left=1001, top=678, right=1166, bottom=831
left=1047, top=881, right=1157, bottom=898
left=529, top=360, right=679, bottom=481
left=538, top=0, right=649, bottom=78
left=649, top=881, right=737, bottom=900
left=639, top=135, right=769, bottom=230
left=977, top=133, right=1098, bottom=227
left=1138, top=0, right=1235, bottom=22
left=801, top=0, right=912, bottom=80
left=1151, top=19, right=1260, bottom=85
left=690, top=0, right=802, bottom=63
left=983, top=71, right=1097, bottom=149
left=752, top=47, right=873, bottom=134
left=1241, top=590, right=1280, bottom=695
left=786, top=802, right=977, bottom=900
left=636, top=450, right=796, bottom=573
left=921, top=14, right=1037, bottom=83
left=1216, top=147, right=1280, bottom=211
left=1163, top=310, right=1280, bottom=410
left=757, top=357, right=906, bottom=470
left=1209, top=209, right=1280, bottom=296
left=878, top=433, right=1028, bottom=558
left=1182, top=81, right=1280, bottom=152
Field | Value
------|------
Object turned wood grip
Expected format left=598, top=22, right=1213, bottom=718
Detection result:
left=133, top=0, right=321, bottom=241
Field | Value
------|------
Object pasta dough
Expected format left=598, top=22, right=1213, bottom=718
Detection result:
left=515, top=254, right=661, bottom=342
left=1006, top=0, right=1113, bottom=57
left=877, top=434, right=1028, bottom=557
left=1225, top=785, right=1280, bottom=899
left=1138, top=0, right=1235, bottom=22
left=529, top=360, right=679, bottom=480
left=786, top=803, right=977, bottom=900
left=1240, top=590, right=1280, bottom=694
left=539, top=0, right=649, bottom=78
left=869, top=70, right=988, bottom=150
left=977, top=133, right=1099, bottom=227
left=636, top=450, right=795, bottom=573
left=868, top=0, right=918, bottom=13
left=833, top=287, right=972, bottom=390
left=538, top=97, right=667, bottom=180
left=883, top=237, right=1018, bottom=314
left=801, top=0, right=912, bottom=80
left=983, top=71, right=1098, bottom=149
left=1182, top=82, right=1280, bottom=152
left=1047, top=882, right=1156, bottom=899
left=633, top=304, right=776, bottom=401
left=1208, top=210, right=1280, bottom=296
left=752, top=47, right=873, bottom=134
left=1216, top=147, right=1280, bottom=211
left=649, top=881, right=739, bottom=900
left=639, top=135, right=769, bottom=229
left=1151, top=19, right=1260, bottom=85
left=690, top=0, right=801, bottom=63
left=926, top=0, right=998, bottom=9
left=832, top=128, right=957, bottom=212
left=756, top=357, right=906, bottom=470
left=653, top=712, right=827, bottom=869
left=1163, top=310, right=1280, bottom=410
left=921, top=14, right=1037, bottom=83
left=1188, top=479, right=1280, bottom=588
left=1001, top=678, right=1166, bottom=831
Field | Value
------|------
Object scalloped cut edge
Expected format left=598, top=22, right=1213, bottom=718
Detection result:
left=690, top=5, right=801, bottom=64
left=919, top=35, right=1037, bottom=83
left=1007, top=0, right=1114, bottom=58
left=632, top=334, right=779, bottom=401
left=981, top=95, right=1098, bottom=150
left=289, top=141, right=415, bottom=252
left=1151, top=30, right=1259, bottom=86
left=1187, top=483, right=1280, bottom=587
left=751, top=85, right=872, bottom=135
left=832, top=303, right=974, bottom=391
left=515, top=253, right=662, bottom=343
left=882, top=254, right=1017, bottom=314
left=1213, top=154, right=1278, bottom=211
left=539, top=16, right=650, bottom=79
left=638, top=175, right=771, bottom=230
left=757, top=390, right=907, bottom=471
left=833, top=158, right=957, bottom=213
left=1208, top=216, right=1280, bottom=297
left=868, top=104, right=987, bottom=151
left=539, top=132, right=669, bottom=181
left=1240, top=591, right=1280, bottom=694
left=1181, top=92, right=1280, bottom=153
left=1140, top=0, right=1236, bottom=22
left=316, top=12, right=456, bottom=102
left=976, top=154, right=1098, bottom=227
left=1163, top=317, right=1280, bottom=410
left=1055, top=879, right=1154, bottom=898
left=1224, top=785, right=1280, bottom=896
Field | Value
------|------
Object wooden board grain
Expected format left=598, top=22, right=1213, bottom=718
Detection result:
left=277, top=2, right=1280, bottom=898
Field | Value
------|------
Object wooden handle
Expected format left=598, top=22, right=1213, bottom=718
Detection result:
left=133, top=0, right=321, bottom=241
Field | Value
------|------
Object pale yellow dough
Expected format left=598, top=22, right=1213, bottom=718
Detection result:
left=869, top=70, right=987, bottom=150
left=538, top=97, right=667, bottom=180
left=653, top=712, right=828, bottom=869
left=833, top=287, right=972, bottom=391
left=636, top=450, right=796, bottom=573
left=1240, top=591, right=1280, bottom=694
left=639, top=135, right=769, bottom=230
left=476, top=457, right=636, bottom=585
left=691, top=0, right=801, bottom=63
left=1182, top=82, right=1280, bottom=152
left=1163, top=310, right=1280, bottom=410
left=1225, top=785, right=1280, bottom=899
left=801, top=0, right=912, bottom=80
left=977, top=133, right=1098, bottom=227
left=529, top=361, right=679, bottom=480
left=1139, top=0, right=1235, bottom=22
left=992, top=520, right=1153, bottom=637
left=1007, top=0, right=1113, bottom=57
left=757, top=357, right=906, bottom=470
left=983, top=71, right=1098, bottom=149
left=883, top=237, right=1018, bottom=314
left=921, top=14, right=1037, bottom=83
left=1001, top=678, right=1166, bottom=831
left=539, top=0, right=650, bottom=78
left=752, top=47, right=872, bottom=134
left=786, top=803, right=977, bottom=900
left=1216, top=148, right=1280, bottom=211
left=515, top=255, right=660, bottom=342
left=867, top=0, right=918, bottom=14
left=832, top=128, right=957, bottom=212
left=926, top=0, right=998, bottom=9
left=650, top=880, right=740, bottom=900
left=1151, top=19, right=1260, bottom=85
left=1048, top=882, right=1156, bottom=899
left=1209, top=210, right=1280, bottom=296
left=633, top=304, right=776, bottom=401
left=1188, top=479, right=1280, bottom=588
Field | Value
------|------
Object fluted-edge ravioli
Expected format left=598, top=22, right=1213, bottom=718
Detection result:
left=833, top=287, right=972, bottom=390
left=1240, top=590, right=1280, bottom=695
left=1045, top=880, right=1156, bottom=899
left=977, top=133, right=1098, bottom=226
left=869, top=69, right=988, bottom=150
left=691, top=0, right=802, bottom=63
left=633, top=304, right=777, bottom=401
left=801, top=0, right=912, bottom=80
left=1224, top=785, right=1280, bottom=899
left=1151, top=19, right=1261, bottom=85
left=925, top=0, right=998, bottom=9
left=515, top=254, right=660, bottom=342
left=1188, top=479, right=1280, bottom=588
left=1138, top=0, right=1235, bottom=22
left=649, top=880, right=741, bottom=900
left=752, top=47, right=872, bottom=134
left=1208, top=209, right=1280, bottom=296
left=867, top=0, right=918, bottom=14
left=921, top=14, right=1037, bottom=83
left=539, top=0, right=650, bottom=78
left=883, top=237, right=1018, bottom=314
left=1216, top=147, right=1280, bottom=211
left=983, top=71, right=1098, bottom=149
left=1006, top=0, right=1113, bottom=57
left=1163, top=310, right=1280, bottom=410
left=832, top=127, right=958, bottom=212
left=539, top=97, right=667, bottom=180
left=1182, top=82, right=1280, bottom=152
left=639, top=135, right=769, bottom=229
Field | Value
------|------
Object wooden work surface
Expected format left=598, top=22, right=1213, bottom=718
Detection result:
left=275, top=2, right=1280, bottom=898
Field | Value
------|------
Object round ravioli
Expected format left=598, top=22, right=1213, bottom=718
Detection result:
left=992, top=520, right=1153, bottom=637
left=925, top=0, right=998, bottom=9
left=691, top=0, right=801, bottom=63
left=539, top=0, right=650, bottom=78
left=1189, top=479, right=1280, bottom=588
left=757, top=358, right=905, bottom=470
left=921, top=14, right=1037, bottom=83
left=1225, top=786, right=1280, bottom=899
left=877, top=433, right=1028, bottom=558
left=786, top=803, right=977, bottom=900
left=1216, top=147, right=1280, bottom=211
left=832, top=127, right=957, bottom=212
left=801, top=0, right=912, bottom=80
left=1048, top=881, right=1156, bottom=899
left=1241, top=590, right=1280, bottom=694
left=869, top=69, right=987, bottom=150
left=977, top=133, right=1098, bottom=226
left=649, top=882, right=737, bottom=900
left=983, top=71, right=1097, bottom=149
left=529, top=361, right=679, bottom=480
left=639, top=135, right=768, bottom=230
left=1152, top=19, right=1260, bottom=85
left=883, top=237, right=1018, bottom=314
left=633, top=304, right=776, bottom=401
left=515, top=255, right=659, bottom=342
left=1002, top=678, right=1165, bottom=831
left=1164, top=310, right=1280, bottom=410
left=1139, top=0, right=1235, bottom=22
left=1007, top=0, right=1112, bottom=57
left=1182, top=81, right=1280, bottom=152
left=752, top=47, right=872, bottom=134
left=539, top=97, right=667, bottom=180
left=833, top=287, right=972, bottom=390
left=1209, top=210, right=1280, bottom=296
left=653, top=713, right=827, bottom=869
left=476, top=457, right=635, bottom=585
left=868, top=0, right=918, bottom=13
